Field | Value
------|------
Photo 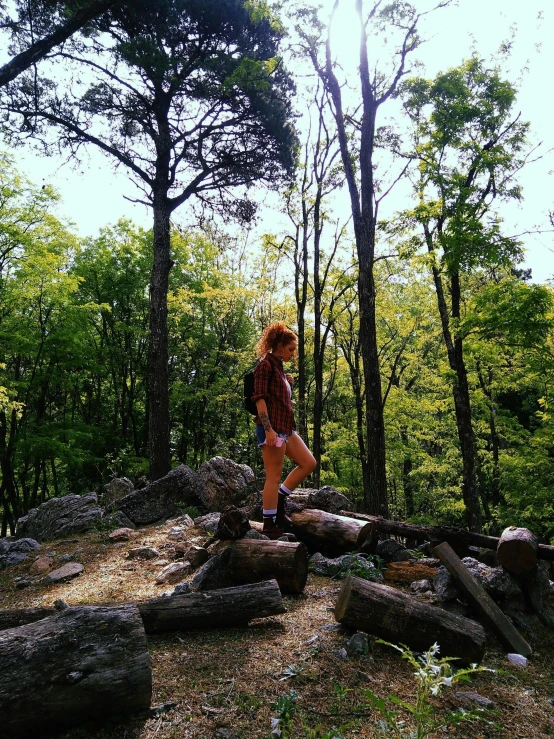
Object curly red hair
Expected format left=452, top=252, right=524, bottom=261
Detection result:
left=256, top=321, right=297, bottom=358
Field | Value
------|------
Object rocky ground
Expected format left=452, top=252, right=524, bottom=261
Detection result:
left=1, top=515, right=554, bottom=739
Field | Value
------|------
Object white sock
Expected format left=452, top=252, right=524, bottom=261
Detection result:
left=279, top=484, right=293, bottom=496
left=263, top=508, right=277, bottom=517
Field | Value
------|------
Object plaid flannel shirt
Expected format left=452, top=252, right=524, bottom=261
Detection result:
left=252, top=352, right=296, bottom=435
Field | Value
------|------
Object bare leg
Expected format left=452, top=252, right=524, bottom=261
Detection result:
left=261, top=443, right=287, bottom=511
left=283, top=433, right=317, bottom=491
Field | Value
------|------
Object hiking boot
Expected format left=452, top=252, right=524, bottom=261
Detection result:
left=262, top=516, right=284, bottom=540
left=276, top=493, right=293, bottom=530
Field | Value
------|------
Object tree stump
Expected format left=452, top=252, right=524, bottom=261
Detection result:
left=216, top=506, right=251, bottom=540
left=0, top=605, right=151, bottom=737
left=335, top=574, right=486, bottom=665
left=228, top=539, right=308, bottom=594
left=291, top=509, right=373, bottom=554
left=138, top=579, right=286, bottom=633
left=497, top=527, right=538, bottom=576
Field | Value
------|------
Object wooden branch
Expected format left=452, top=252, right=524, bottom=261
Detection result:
left=0, top=0, right=121, bottom=88
left=341, top=511, right=554, bottom=562
left=434, top=542, right=532, bottom=657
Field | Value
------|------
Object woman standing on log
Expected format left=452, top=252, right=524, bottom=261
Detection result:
left=252, top=322, right=317, bottom=539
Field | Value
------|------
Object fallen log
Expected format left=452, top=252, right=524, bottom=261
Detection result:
left=228, top=539, right=308, bottom=594
left=0, top=605, right=57, bottom=631
left=435, top=542, right=532, bottom=657
left=0, top=580, right=287, bottom=635
left=383, top=560, right=439, bottom=584
left=0, top=605, right=151, bottom=737
left=138, top=579, right=286, bottom=633
left=341, top=511, right=554, bottom=562
left=291, top=509, right=373, bottom=554
left=497, top=527, right=538, bottom=575
left=335, top=574, right=485, bottom=665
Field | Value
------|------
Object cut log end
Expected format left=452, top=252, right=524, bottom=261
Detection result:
left=497, top=527, right=538, bottom=576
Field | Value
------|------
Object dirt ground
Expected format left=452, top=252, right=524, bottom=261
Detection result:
left=1, top=520, right=553, bottom=739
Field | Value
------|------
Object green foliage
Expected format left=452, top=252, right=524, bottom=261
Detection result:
left=366, top=641, right=498, bottom=738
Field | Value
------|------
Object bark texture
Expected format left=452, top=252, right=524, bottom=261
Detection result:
left=335, top=574, right=486, bottom=665
left=291, top=509, right=373, bottom=554
left=0, top=604, right=151, bottom=737
left=138, top=579, right=286, bottom=633
left=496, top=527, right=538, bottom=576
left=228, top=539, right=308, bottom=594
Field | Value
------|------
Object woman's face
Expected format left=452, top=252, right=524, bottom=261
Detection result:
left=278, top=340, right=297, bottom=363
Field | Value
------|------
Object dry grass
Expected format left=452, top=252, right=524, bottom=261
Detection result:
left=1, top=520, right=554, bottom=739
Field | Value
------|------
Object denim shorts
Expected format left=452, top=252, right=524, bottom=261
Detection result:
left=255, top=424, right=296, bottom=448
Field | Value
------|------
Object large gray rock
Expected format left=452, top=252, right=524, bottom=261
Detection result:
left=197, top=457, right=255, bottom=512
left=287, top=486, right=353, bottom=515
left=308, top=552, right=383, bottom=582
left=103, top=477, right=134, bottom=507
left=118, top=464, right=202, bottom=525
left=461, top=557, right=524, bottom=604
left=0, top=552, right=27, bottom=569
left=16, top=493, right=104, bottom=542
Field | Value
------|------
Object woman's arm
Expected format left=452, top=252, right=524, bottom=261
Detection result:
left=255, top=399, right=277, bottom=446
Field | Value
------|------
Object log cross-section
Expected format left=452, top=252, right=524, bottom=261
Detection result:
left=434, top=542, right=532, bottom=657
left=0, top=604, right=152, bottom=737
left=334, top=574, right=486, bottom=665
left=496, top=527, right=538, bottom=575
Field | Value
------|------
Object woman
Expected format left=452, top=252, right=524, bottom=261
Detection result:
left=251, top=322, right=317, bottom=539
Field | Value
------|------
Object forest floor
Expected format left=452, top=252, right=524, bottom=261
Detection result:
left=1, top=519, right=554, bottom=739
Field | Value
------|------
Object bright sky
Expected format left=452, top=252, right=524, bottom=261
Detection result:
left=3, top=0, right=553, bottom=282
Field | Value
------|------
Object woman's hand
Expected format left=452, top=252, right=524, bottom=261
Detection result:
left=265, top=429, right=278, bottom=447
left=286, top=373, right=294, bottom=387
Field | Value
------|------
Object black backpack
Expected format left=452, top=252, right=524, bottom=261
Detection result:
left=243, top=360, right=274, bottom=415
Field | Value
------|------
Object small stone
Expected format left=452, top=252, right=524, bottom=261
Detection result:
left=155, top=561, right=192, bottom=584
left=214, top=728, right=233, bottom=739
left=376, top=539, right=410, bottom=562
left=507, top=653, right=528, bottom=668
left=30, top=556, right=54, bottom=574
left=46, top=551, right=57, bottom=557
left=277, top=533, right=297, bottom=542
left=149, top=701, right=177, bottom=717
left=109, top=528, right=134, bottom=542
left=43, top=562, right=84, bottom=584
left=346, top=632, right=369, bottom=655
left=168, top=514, right=194, bottom=528
left=454, top=691, right=495, bottom=710
left=128, top=546, right=160, bottom=560
left=167, top=526, right=189, bottom=541
left=15, top=578, right=32, bottom=589
left=172, top=581, right=192, bottom=596
left=321, top=624, right=341, bottom=632
left=194, top=512, right=221, bottom=535
left=411, top=579, right=432, bottom=594
left=58, top=553, right=74, bottom=563
left=335, top=647, right=348, bottom=659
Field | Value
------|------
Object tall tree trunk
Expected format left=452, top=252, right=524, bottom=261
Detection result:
left=425, top=236, right=481, bottom=531
left=148, top=188, right=172, bottom=480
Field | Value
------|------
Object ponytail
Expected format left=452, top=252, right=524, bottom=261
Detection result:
left=256, top=321, right=297, bottom=358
